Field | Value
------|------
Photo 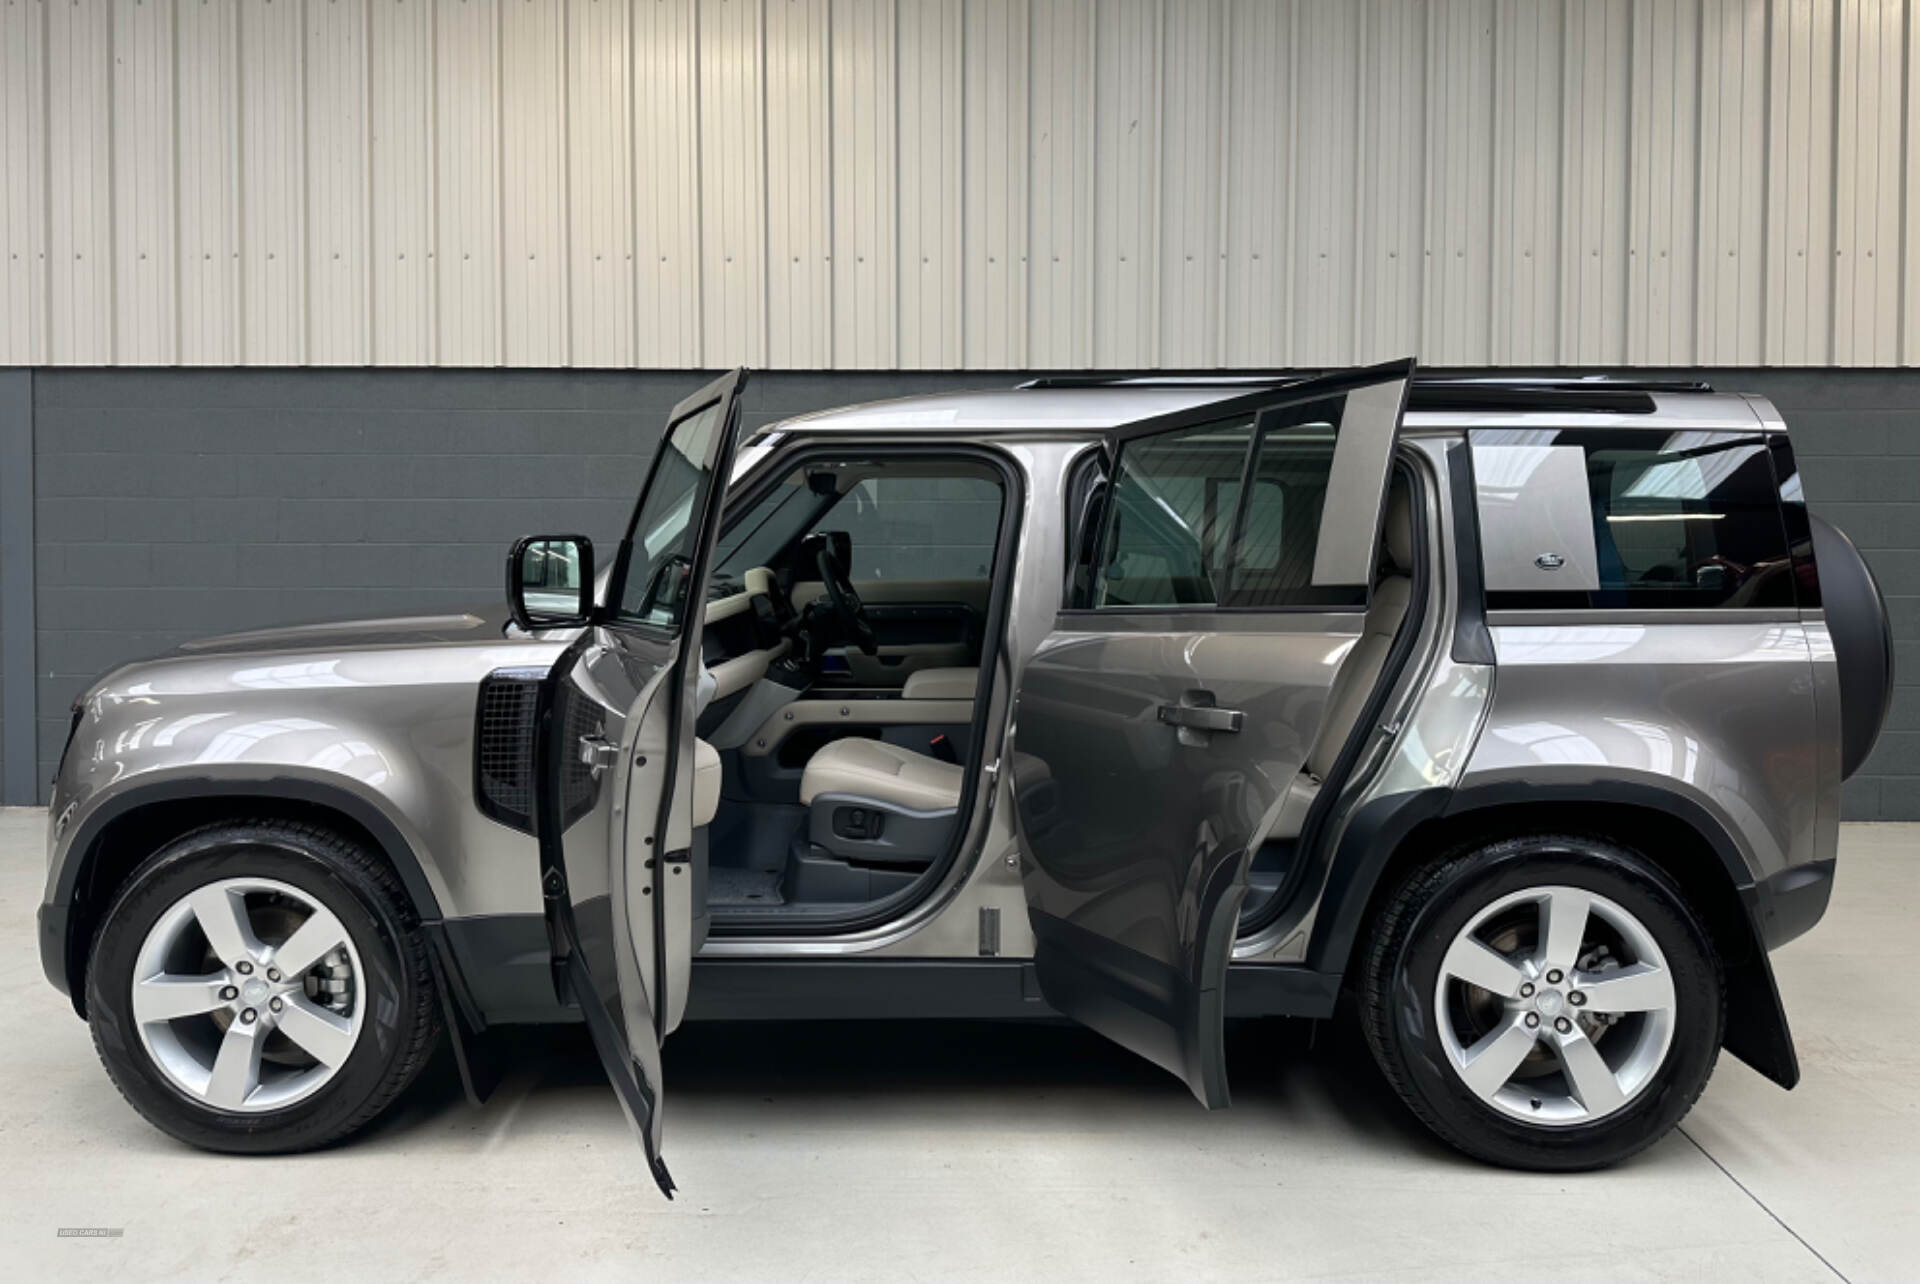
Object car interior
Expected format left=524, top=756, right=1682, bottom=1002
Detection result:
left=680, top=426, right=1422, bottom=933
left=687, top=455, right=1008, bottom=917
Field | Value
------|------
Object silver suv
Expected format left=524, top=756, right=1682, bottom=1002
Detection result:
left=39, top=364, right=1892, bottom=1188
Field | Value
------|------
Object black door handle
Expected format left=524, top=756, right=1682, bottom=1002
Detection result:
left=1156, top=703, right=1243, bottom=734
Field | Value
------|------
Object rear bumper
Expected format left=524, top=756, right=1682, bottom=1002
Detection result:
left=1752, top=858, right=1836, bottom=951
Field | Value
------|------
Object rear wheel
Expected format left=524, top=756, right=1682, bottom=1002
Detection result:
left=85, top=821, right=439, bottom=1153
left=1360, top=833, right=1723, bottom=1170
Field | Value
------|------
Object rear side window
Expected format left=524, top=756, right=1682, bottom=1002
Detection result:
left=1090, top=400, right=1353, bottom=610
left=1471, top=429, right=1795, bottom=609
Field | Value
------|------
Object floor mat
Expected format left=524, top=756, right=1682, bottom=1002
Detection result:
left=707, top=867, right=785, bottom=907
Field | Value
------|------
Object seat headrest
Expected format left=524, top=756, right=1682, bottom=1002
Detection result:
left=1382, top=483, right=1414, bottom=574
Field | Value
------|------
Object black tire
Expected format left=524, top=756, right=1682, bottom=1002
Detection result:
left=85, top=821, right=440, bottom=1154
left=1359, top=833, right=1723, bottom=1171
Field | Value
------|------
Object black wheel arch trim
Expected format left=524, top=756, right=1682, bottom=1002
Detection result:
left=1305, top=780, right=1800, bottom=1089
left=43, top=775, right=448, bottom=1011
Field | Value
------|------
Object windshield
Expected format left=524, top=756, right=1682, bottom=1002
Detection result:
left=712, top=471, right=831, bottom=588
left=611, top=401, right=722, bottom=628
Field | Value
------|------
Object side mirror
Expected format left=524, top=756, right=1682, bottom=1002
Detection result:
left=506, top=535, right=595, bottom=631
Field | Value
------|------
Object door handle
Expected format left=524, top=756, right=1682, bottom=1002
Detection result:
left=1156, top=703, right=1243, bottom=734
left=577, top=734, right=620, bottom=777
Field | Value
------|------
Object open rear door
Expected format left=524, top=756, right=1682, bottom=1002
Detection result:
left=1010, top=360, right=1415, bottom=1107
left=533, top=370, right=748, bottom=1195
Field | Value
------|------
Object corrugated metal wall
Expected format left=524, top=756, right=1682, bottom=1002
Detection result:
left=2, top=0, right=1914, bottom=369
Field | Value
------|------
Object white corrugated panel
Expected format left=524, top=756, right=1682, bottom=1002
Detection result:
left=307, top=0, right=372, bottom=366
left=568, top=0, right=636, bottom=369
left=6, top=0, right=1920, bottom=369
left=0, top=0, right=48, bottom=365
left=434, top=0, right=502, bottom=366
left=112, top=0, right=176, bottom=365
left=699, top=0, right=765, bottom=366
left=831, top=0, right=897, bottom=368
left=502, top=0, right=568, bottom=364
left=962, top=0, right=1028, bottom=368
left=369, top=0, right=433, bottom=365
left=632, top=0, right=701, bottom=367
left=896, top=0, right=963, bottom=368
left=240, top=0, right=306, bottom=365
left=763, top=0, right=830, bottom=369
left=46, top=0, right=112, bottom=364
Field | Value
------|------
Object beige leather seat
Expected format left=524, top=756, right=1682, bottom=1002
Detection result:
left=1271, top=482, right=1416, bottom=839
left=900, top=667, right=978, bottom=701
left=800, top=737, right=964, bottom=812
left=692, top=738, right=722, bottom=827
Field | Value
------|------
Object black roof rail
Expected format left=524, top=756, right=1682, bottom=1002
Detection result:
left=1015, top=372, right=1714, bottom=414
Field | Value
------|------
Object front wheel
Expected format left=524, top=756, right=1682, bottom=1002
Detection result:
left=85, top=821, right=440, bottom=1153
left=1360, top=833, right=1723, bottom=1170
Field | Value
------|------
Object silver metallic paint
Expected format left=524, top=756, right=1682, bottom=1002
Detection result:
left=43, top=386, right=1831, bottom=1013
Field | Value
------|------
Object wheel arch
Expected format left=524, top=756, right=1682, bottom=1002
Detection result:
left=50, top=777, right=447, bottom=1019
left=1307, top=783, right=1799, bottom=1089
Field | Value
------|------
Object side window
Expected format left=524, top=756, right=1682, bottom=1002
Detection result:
left=1091, top=399, right=1348, bottom=610
left=1472, top=429, right=1795, bottom=609
left=825, top=474, right=1003, bottom=582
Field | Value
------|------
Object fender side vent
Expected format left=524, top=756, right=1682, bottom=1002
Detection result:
left=475, top=669, right=544, bottom=833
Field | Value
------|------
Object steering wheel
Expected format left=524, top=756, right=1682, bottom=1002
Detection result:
left=809, top=533, right=878, bottom=656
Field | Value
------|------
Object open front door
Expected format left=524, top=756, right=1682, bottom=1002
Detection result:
left=1010, top=360, right=1415, bottom=1108
left=533, top=370, right=748, bottom=1196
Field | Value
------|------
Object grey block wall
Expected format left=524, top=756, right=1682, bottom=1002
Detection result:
left=3, top=366, right=1916, bottom=817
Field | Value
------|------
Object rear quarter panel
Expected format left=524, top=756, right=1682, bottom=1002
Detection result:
left=1462, top=611, right=1824, bottom=883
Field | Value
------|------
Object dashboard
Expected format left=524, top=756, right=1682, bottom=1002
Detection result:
left=700, top=566, right=795, bottom=700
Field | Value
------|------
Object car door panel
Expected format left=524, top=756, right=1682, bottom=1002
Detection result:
left=534, top=369, right=747, bottom=1197
left=1010, top=360, right=1415, bottom=1109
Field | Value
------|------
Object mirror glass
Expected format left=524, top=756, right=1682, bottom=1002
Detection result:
left=517, top=537, right=588, bottom=618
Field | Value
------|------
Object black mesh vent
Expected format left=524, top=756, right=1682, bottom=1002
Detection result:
left=560, top=683, right=604, bottom=829
left=475, top=671, right=542, bottom=832
left=474, top=666, right=606, bottom=835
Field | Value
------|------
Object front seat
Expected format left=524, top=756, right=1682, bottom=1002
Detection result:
left=800, top=737, right=963, bottom=812
left=1271, top=480, right=1416, bottom=839
left=798, top=737, right=964, bottom=866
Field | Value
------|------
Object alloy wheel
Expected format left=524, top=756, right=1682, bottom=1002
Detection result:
left=129, top=877, right=365, bottom=1113
left=1433, top=884, right=1677, bottom=1126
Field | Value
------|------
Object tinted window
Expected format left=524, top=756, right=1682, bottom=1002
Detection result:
left=1092, top=399, right=1352, bottom=610
left=822, top=474, right=1003, bottom=582
left=612, top=401, right=721, bottom=628
left=1472, top=429, right=1794, bottom=609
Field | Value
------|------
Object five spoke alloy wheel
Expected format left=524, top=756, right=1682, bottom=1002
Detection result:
left=1361, top=833, right=1723, bottom=1170
left=130, top=877, right=365, bottom=1113
left=88, top=821, right=440, bottom=1153
left=1435, top=885, right=1676, bottom=1125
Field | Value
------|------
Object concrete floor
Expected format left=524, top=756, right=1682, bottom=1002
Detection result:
left=1, top=809, right=1913, bottom=1283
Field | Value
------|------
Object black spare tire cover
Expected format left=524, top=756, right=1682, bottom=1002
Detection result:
left=1809, top=512, right=1893, bottom=779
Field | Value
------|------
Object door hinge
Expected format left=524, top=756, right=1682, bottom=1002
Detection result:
left=577, top=734, right=620, bottom=777
left=984, top=758, right=1001, bottom=788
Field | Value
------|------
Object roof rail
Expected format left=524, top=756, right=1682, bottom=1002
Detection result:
left=1015, top=372, right=1714, bottom=414
left=1017, top=372, right=1714, bottom=392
